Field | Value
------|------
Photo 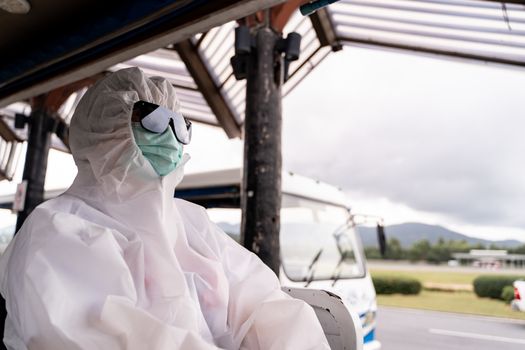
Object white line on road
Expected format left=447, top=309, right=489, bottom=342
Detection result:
left=429, top=328, right=525, bottom=345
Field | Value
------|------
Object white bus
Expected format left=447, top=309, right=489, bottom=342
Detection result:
left=177, top=168, right=383, bottom=350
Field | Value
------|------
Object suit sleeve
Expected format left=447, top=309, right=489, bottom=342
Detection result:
left=207, top=220, right=330, bottom=350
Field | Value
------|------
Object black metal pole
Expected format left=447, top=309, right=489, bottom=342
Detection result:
left=241, top=26, right=283, bottom=276
left=15, top=109, right=52, bottom=232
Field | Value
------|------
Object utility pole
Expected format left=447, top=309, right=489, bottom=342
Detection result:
left=242, top=25, right=283, bottom=275
left=231, top=9, right=301, bottom=276
left=14, top=97, right=55, bottom=231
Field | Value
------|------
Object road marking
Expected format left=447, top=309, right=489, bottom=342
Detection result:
left=429, top=328, right=525, bottom=345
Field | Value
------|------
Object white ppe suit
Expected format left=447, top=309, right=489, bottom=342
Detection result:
left=0, top=67, right=330, bottom=350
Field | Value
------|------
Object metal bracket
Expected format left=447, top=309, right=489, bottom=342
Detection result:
left=231, top=26, right=302, bottom=82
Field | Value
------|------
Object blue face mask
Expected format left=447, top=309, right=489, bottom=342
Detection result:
left=131, top=123, right=183, bottom=176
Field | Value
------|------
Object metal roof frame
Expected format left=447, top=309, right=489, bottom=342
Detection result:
left=330, top=0, right=525, bottom=68
left=0, top=0, right=287, bottom=108
left=109, top=0, right=525, bottom=137
left=174, top=39, right=242, bottom=138
left=2, top=0, right=524, bottom=145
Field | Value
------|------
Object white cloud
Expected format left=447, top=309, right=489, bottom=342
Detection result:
left=282, top=46, right=525, bottom=241
left=184, top=124, right=244, bottom=173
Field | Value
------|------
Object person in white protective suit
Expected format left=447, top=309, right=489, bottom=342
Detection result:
left=0, top=67, right=330, bottom=350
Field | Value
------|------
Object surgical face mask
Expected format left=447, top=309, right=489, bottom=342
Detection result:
left=131, top=123, right=183, bottom=176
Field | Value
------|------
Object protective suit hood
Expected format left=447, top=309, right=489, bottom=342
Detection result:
left=69, top=66, right=187, bottom=202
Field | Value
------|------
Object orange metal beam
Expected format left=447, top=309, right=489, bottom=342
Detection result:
left=271, top=0, right=309, bottom=32
left=240, top=0, right=309, bottom=32
left=31, top=73, right=105, bottom=114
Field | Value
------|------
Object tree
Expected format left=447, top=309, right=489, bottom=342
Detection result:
left=364, top=246, right=381, bottom=259
left=510, top=244, right=525, bottom=254
left=385, top=238, right=404, bottom=260
left=427, top=238, right=451, bottom=264
left=408, top=239, right=431, bottom=262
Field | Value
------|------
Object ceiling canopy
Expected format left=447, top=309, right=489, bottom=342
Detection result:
left=0, top=0, right=523, bottom=143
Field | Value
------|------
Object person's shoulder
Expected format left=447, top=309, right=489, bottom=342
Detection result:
left=15, top=195, right=111, bottom=250
left=174, top=198, right=208, bottom=218
left=37, top=192, right=82, bottom=213
left=2, top=199, right=86, bottom=276
left=20, top=194, right=84, bottom=230
left=174, top=198, right=223, bottom=238
left=19, top=200, right=65, bottom=232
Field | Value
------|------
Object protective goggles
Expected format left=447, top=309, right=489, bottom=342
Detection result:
left=133, top=100, right=192, bottom=145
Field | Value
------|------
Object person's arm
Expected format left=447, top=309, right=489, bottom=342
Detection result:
left=207, top=221, right=330, bottom=350
left=1, top=209, right=221, bottom=350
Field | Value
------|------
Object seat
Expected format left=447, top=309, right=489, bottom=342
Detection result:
left=282, top=287, right=363, bottom=350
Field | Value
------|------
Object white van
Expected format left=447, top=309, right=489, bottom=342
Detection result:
left=177, top=168, right=382, bottom=350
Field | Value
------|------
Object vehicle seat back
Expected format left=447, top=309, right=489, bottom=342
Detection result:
left=282, top=287, right=363, bottom=350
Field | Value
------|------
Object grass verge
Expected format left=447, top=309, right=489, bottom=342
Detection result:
left=377, top=290, right=525, bottom=320
left=370, top=268, right=480, bottom=285
left=371, top=268, right=525, bottom=320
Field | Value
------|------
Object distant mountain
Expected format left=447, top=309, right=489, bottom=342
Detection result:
left=357, top=222, right=524, bottom=248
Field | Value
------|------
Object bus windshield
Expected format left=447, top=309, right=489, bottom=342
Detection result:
left=206, top=193, right=366, bottom=282
left=280, top=194, right=366, bottom=282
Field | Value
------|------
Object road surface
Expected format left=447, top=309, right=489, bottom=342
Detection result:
left=376, top=307, right=525, bottom=350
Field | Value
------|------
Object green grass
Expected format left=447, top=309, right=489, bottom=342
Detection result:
left=370, top=268, right=480, bottom=285
left=377, top=290, right=525, bottom=320
left=371, top=268, right=525, bottom=320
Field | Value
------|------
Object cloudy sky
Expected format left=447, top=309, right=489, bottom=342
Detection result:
left=1, top=45, right=524, bottom=241
left=282, top=47, right=525, bottom=241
